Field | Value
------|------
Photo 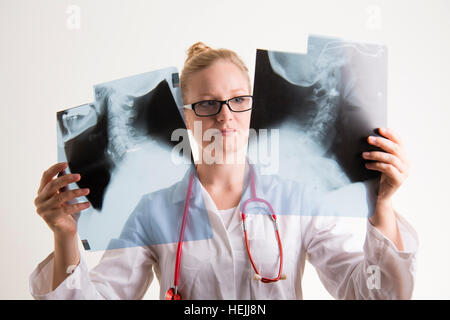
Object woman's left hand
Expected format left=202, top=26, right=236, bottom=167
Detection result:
left=362, top=127, right=410, bottom=204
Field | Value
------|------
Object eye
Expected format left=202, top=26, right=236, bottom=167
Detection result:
left=197, top=100, right=218, bottom=108
left=231, top=97, right=244, bottom=103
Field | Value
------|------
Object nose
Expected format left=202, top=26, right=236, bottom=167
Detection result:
left=216, top=102, right=233, bottom=122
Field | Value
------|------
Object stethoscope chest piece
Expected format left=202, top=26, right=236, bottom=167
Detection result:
left=166, top=287, right=181, bottom=300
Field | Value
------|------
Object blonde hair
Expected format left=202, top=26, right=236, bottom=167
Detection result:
left=180, top=42, right=251, bottom=102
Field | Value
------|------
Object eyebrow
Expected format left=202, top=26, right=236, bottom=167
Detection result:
left=195, top=89, right=250, bottom=100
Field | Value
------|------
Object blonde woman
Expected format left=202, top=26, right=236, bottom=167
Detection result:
left=30, top=42, right=418, bottom=300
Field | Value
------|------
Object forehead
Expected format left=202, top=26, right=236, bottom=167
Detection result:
left=187, top=60, right=250, bottom=100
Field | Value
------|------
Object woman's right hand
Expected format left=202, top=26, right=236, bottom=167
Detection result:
left=34, top=162, right=90, bottom=239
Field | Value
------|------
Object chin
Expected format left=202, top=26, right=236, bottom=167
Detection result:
left=223, top=143, right=247, bottom=163
left=199, top=135, right=248, bottom=164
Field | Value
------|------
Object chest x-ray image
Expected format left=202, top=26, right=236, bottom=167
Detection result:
left=57, top=68, right=208, bottom=251
left=248, top=35, right=387, bottom=217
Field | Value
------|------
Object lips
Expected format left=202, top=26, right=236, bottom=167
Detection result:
left=220, top=128, right=237, bottom=136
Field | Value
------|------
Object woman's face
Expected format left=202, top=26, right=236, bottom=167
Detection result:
left=184, top=59, right=252, bottom=164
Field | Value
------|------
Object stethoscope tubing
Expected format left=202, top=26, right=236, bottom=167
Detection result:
left=167, top=166, right=285, bottom=300
left=241, top=168, right=284, bottom=283
left=173, top=171, right=195, bottom=295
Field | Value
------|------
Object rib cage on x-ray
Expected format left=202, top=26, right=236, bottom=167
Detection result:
left=250, top=35, right=387, bottom=193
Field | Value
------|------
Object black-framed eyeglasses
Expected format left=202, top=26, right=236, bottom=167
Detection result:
left=183, top=95, right=253, bottom=117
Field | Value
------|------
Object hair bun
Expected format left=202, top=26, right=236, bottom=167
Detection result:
left=186, top=42, right=211, bottom=61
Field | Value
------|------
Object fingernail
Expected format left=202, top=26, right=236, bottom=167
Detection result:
left=363, top=152, right=370, bottom=157
left=368, top=136, right=376, bottom=143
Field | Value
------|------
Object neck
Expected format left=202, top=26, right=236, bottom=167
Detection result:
left=194, top=148, right=249, bottom=210
left=196, top=161, right=246, bottom=191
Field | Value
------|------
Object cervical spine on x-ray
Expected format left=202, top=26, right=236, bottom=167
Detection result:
left=60, top=79, right=187, bottom=211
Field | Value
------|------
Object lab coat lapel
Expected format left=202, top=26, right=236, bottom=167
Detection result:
left=171, top=166, right=195, bottom=205
left=171, top=166, right=213, bottom=242
left=171, top=165, right=208, bottom=210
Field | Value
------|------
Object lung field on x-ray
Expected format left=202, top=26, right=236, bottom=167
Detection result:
left=58, top=79, right=187, bottom=210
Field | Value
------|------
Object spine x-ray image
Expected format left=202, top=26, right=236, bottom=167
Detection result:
left=248, top=35, right=387, bottom=217
left=56, top=68, right=210, bottom=251
left=56, top=36, right=388, bottom=251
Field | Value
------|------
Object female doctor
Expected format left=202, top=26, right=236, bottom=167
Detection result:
left=30, top=42, right=418, bottom=300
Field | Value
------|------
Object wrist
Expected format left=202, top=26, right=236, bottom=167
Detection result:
left=369, top=197, right=395, bottom=225
left=53, top=232, right=80, bottom=266
left=54, top=230, right=78, bottom=245
left=375, top=196, right=393, bottom=211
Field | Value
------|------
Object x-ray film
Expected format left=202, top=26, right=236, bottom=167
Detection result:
left=56, top=37, right=388, bottom=251
left=245, top=35, right=387, bottom=218
left=57, top=68, right=212, bottom=251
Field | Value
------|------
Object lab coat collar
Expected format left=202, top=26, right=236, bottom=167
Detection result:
left=171, top=162, right=272, bottom=211
left=171, top=165, right=198, bottom=205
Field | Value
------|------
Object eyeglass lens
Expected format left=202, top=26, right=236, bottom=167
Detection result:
left=194, top=96, right=252, bottom=116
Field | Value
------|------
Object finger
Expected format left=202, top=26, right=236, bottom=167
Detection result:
left=57, top=170, right=69, bottom=192
left=39, top=173, right=81, bottom=202
left=362, top=151, right=406, bottom=174
left=365, top=162, right=403, bottom=181
left=367, top=135, right=403, bottom=157
left=47, top=201, right=91, bottom=219
left=38, top=162, right=68, bottom=194
left=378, top=127, right=403, bottom=146
left=42, top=188, right=90, bottom=211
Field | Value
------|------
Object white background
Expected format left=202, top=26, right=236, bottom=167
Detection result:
left=0, top=0, right=449, bottom=299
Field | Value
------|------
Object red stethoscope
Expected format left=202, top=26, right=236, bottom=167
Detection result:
left=166, top=166, right=286, bottom=300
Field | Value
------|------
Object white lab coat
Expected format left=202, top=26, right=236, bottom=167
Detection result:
left=29, top=165, right=419, bottom=299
